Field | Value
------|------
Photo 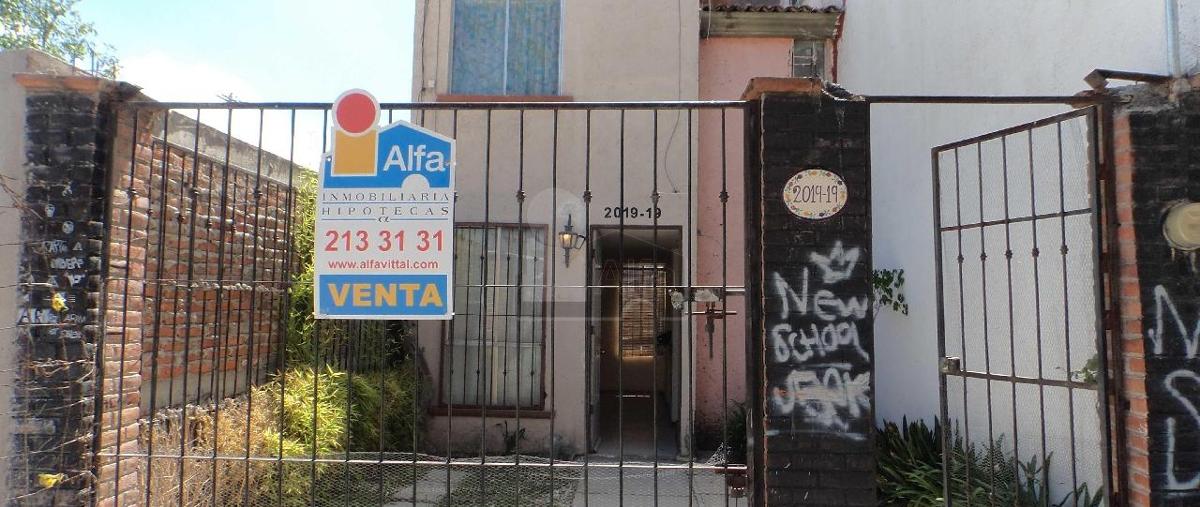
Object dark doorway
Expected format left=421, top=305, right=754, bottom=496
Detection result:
left=591, top=226, right=682, bottom=460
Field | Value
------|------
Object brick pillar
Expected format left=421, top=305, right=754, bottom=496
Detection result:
left=1113, top=81, right=1200, bottom=506
left=743, top=78, right=874, bottom=506
left=11, top=74, right=127, bottom=505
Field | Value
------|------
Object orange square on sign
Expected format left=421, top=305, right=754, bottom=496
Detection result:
left=332, top=130, right=377, bottom=176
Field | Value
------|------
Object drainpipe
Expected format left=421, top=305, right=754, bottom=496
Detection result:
left=1166, top=0, right=1182, bottom=77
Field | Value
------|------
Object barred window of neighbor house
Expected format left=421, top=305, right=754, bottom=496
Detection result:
left=443, top=225, right=547, bottom=408
left=792, top=39, right=825, bottom=79
left=451, top=0, right=561, bottom=95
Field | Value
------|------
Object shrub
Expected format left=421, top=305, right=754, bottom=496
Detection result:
left=267, top=365, right=349, bottom=456
left=876, top=418, right=1104, bottom=507
left=348, top=363, right=426, bottom=452
left=140, top=389, right=285, bottom=506
left=254, top=365, right=352, bottom=505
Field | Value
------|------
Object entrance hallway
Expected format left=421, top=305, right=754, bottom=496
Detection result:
left=595, top=391, right=678, bottom=460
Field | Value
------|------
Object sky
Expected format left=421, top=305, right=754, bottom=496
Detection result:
left=76, top=0, right=418, bottom=168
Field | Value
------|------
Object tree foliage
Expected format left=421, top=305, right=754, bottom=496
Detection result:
left=0, top=0, right=118, bottom=77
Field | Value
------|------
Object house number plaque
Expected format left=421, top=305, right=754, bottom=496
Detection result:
left=782, top=168, right=847, bottom=220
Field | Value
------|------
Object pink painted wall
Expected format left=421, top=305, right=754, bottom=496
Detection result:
left=696, top=37, right=793, bottom=438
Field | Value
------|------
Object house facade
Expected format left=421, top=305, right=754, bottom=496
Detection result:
left=409, top=0, right=842, bottom=459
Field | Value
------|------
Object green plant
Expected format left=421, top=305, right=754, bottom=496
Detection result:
left=1070, top=354, right=1100, bottom=385
left=873, top=268, right=909, bottom=316
left=876, top=418, right=1103, bottom=507
left=348, top=364, right=426, bottom=452
left=254, top=365, right=350, bottom=505
left=500, top=422, right=527, bottom=455
left=269, top=365, right=350, bottom=455
left=283, top=172, right=319, bottom=364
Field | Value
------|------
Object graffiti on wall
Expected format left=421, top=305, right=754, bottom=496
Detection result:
left=766, top=241, right=871, bottom=439
left=1147, top=284, right=1200, bottom=493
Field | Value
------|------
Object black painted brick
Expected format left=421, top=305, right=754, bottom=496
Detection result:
left=1126, top=90, right=1200, bottom=503
left=11, top=90, right=110, bottom=503
left=746, top=88, right=874, bottom=506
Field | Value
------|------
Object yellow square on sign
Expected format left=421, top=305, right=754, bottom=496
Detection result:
left=332, top=130, right=377, bottom=176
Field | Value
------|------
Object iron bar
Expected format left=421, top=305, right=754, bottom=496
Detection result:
left=142, top=110, right=171, bottom=506
left=123, top=100, right=748, bottom=111
left=953, top=147, right=971, bottom=507
left=95, top=451, right=749, bottom=470
left=618, top=108, right=626, bottom=507
left=938, top=208, right=1092, bottom=233
left=1057, top=120, right=1082, bottom=498
left=651, top=108, right=660, bottom=507
left=720, top=107, right=731, bottom=507
left=943, top=369, right=1097, bottom=391
left=549, top=107, right=559, bottom=506
left=1029, top=126, right=1052, bottom=506
left=582, top=108, right=593, bottom=507
left=976, top=140, right=997, bottom=507
left=1097, top=102, right=1126, bottom=505
left=1001, top=133, right=1022, bottom=504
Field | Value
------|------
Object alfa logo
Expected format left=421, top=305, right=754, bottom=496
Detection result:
left=326, top=89, right=453, bottom=189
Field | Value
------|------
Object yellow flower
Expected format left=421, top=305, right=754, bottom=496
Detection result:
left=37, top=473, right=65, bottom=488
left=50, top=293, right=68, bottom=313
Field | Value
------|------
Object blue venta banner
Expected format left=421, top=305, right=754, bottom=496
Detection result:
left=318, top=274, right=449, bottom=317
left=314, top=90, right=456, bottom=320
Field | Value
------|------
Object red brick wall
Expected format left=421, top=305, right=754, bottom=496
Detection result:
left=1113, top=109, right=1152, bottom=506
left=95, top=107, right=295, bottom=506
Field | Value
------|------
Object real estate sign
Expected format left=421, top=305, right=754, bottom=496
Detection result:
left=314, top=90, right=455, bottom=320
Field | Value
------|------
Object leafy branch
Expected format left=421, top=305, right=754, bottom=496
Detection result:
left=872, top=268, right=909, bottom=317
left=1, top=0, right=119, bottom=77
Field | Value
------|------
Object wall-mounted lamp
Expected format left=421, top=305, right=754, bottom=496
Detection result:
left=558, top=215, right=586, bottom=266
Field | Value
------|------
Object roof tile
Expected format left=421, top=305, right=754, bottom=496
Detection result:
left=700, top=1, right=843, bottom=13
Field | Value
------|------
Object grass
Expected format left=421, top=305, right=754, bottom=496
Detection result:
left=138, top=362, right=426, bottom=506
left=437, top=458, right=582, bottom=507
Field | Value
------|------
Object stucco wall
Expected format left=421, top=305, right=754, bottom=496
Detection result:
left=838, top=0, right=1196, bottom=426
left=836, top=0, right=1200, bottom=501
left=0, top=49, right=30, bottom=505
left=412, top=0, right=704, bottom=456
left=697, top=36, right=791, bottom=436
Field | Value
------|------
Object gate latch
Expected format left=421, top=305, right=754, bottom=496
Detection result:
left=691, top=304, right=738, bottom=359
left=940, top=356, right=962, bottom=374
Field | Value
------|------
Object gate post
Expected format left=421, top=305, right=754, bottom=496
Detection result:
left=743, top=78, right=874, bottom=506
left=1110, top=80, right=1200, bottom=506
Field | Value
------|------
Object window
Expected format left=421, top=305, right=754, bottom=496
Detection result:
left=451, top=0, right=561, bottom=96
left=607, top=262, right=670, bottom=358
left=792, top=40, right=825, bottom=79
left=443, top=225, right=547, bottom=408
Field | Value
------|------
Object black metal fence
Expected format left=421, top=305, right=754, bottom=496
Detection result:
left=95, top=100, right=751, bottom=506
left=931, top=104, right=1117, bottom=506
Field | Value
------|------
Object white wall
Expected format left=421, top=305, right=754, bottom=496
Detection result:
left=0, top=49, right=30, bottom=503
left=838, top=0, right=1199, bottom=497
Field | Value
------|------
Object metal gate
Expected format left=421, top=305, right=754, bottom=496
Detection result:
left=931, top=104, right=1118, bottom=506
left=94, top=100, right=751, bottom=506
